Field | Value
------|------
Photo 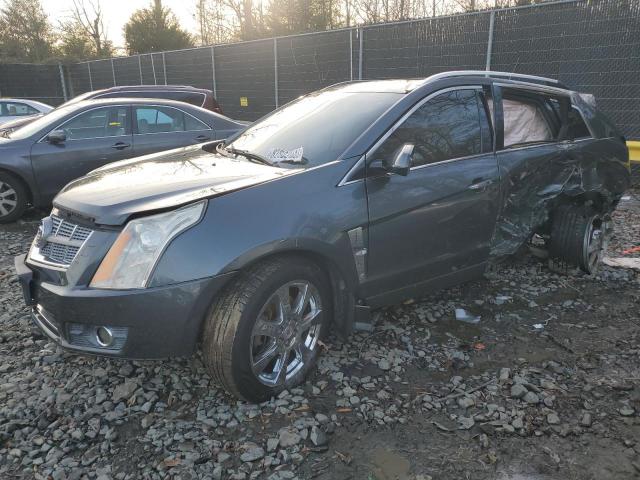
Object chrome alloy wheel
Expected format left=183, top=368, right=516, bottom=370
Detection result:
left=250, top=281, right=323, bottom=387
left=0, top=181, right=17, bottom=217
left=583, top=216, right=609, bottom=273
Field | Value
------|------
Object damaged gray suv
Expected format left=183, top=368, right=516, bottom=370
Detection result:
left=16, top=71, right=630, bottom=402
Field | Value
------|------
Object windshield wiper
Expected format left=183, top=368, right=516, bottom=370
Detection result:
left=216, top=143, right=273, bottom=166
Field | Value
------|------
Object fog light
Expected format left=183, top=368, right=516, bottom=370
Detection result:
left=68, top=323, right=128, bottom=351
left=96, top=326, right=114, bottom=347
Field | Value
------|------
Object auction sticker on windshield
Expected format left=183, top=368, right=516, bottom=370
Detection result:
left=266, top=147, right=304, bottom=163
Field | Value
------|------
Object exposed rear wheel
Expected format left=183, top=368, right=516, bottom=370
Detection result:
left=0, top=172, right=27, bottom=224
left=202, top=256, right=330, bottom=402
left=548, top=205, right=610, bottom=274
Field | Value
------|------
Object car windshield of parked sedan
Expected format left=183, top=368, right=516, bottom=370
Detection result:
left=7, top=104, right=78, bottom=140
left=226, top=89, right=403, bottom=167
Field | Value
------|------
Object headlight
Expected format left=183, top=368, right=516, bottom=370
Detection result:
left=90, top=201, right=205, bottom=289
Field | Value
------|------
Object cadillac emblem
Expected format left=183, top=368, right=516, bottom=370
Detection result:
left=36, top=216, right=54, bottom=248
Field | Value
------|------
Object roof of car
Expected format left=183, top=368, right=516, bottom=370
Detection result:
left=94, top=85, right=211, bottom=93
left=327, top=71, right=572, bottom=95
left=70, top=97, right=213, bottom=109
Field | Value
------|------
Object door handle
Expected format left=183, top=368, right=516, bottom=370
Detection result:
left=468, top=179, right=494, bottom=191
left=194, top=135, right=210, bottom=142
left=111, top=142, right=131, bottom=150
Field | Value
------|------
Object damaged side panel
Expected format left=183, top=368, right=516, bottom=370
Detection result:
left=491, top=134, right=630, bottom=258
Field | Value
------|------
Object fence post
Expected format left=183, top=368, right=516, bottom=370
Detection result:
left=210, top=46, right=217, bottom=99
left=138, top=55, right=143, bottom=84
left=58, top=63, right=68, bottom=101
left=150, top=54, right=157, bottom=85
left=349, top=29, right=354, bottom=81
left=110, top=58, right=117, bottom=86
left=486, top=10, right=496, bottom=71
left=274, top=39, right=279, bottom=109
left=87, top=62, right=93, bottom=91
left=162, top=52, right=167, bottom=85
left=358, top=27, right=364, bottom=80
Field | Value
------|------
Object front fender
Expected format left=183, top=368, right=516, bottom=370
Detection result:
left=148, top=160, right=368, bottom=294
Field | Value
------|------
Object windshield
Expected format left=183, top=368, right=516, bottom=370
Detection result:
left=227, top=89, right=403, bottom=167
left=8, top=104, right=79, bottom=140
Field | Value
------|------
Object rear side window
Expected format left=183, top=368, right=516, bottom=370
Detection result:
left=501, top=97, right=554, bottom=148
left=372, top=89, right=486, bottom=168
left=184, top=114, right=210, bottom=131
left=567, top=107, right=591, bottom=139
left=136, top=106, right=184, bottom=133
left=135, top=106, right=210, bottom=133
left=162, top=91, right=206, bottom=107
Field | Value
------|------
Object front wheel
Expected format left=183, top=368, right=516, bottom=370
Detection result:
left=202, top=256, right=331, bottom=402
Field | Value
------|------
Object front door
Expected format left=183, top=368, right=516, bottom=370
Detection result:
left=30, top=105, right=132, bottom=203
left=364, top=87, right=500, bottom=301
left=132, top=105, right=213, bottom=157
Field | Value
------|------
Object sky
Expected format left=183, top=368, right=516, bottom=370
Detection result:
left=39, top=0, right=199, bottom=51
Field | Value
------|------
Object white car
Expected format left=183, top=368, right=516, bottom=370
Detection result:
left=0, top=98, right=53, bottom=126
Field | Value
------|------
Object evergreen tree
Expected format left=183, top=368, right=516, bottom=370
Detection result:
left=124, top=0, right=194, bottom=55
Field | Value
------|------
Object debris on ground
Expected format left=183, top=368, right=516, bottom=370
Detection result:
left=1, top=188, right=639, bottom=479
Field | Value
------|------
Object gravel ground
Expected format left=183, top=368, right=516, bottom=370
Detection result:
left=1, top=189, right=639, bottom=480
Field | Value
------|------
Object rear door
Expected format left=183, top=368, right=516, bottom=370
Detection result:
left=492, top=86, right=569, bottom=256
left=30, top=105, right=132, bottom=202
left=364, top=87, right=500, bottom=300
left=132, top=105, right=214, bottom=156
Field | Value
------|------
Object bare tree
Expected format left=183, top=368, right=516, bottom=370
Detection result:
left=69, top=0, right=112, bottom=57
left=196, top=0, right=240, bottom=44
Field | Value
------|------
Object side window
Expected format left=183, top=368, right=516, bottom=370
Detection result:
left=59, top=106, right=129, bottom=140
left=501, top=95, right=554, bottom=148
left=162, top=91, right=206, bottom=107
left=372, top=89, right=484, bottom=169
left=567, top=107, right=591, bottom=139
left=2, top=102, right=38, bottom=116
left=183, top=93, right=206, bottom=107
left=135, top=106, right=185, bottom=133
left=184, top=114, right=210, bottom=131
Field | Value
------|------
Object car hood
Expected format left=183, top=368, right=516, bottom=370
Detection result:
left=54, top=145, right=298, bottom=226
left=0, top=114, right=41, bottom=130
left=0, top=136, right=30, bottom=148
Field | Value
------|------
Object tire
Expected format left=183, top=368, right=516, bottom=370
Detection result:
left=0, top=172, right=28, bottom=224
left=202, top=256, right=331, bottom=402
left=548, top=204, right=609, bottom=274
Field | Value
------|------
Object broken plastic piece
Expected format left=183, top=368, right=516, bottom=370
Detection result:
left=455, top=308, right=481, bottom=324
left=603, top=257, right=640, bottom=270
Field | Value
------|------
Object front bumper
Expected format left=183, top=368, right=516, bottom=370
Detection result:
left=15, top=253, right=234, bottom=359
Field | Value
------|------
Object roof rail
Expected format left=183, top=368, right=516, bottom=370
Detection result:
left=426, top=70, right=569, bottom=90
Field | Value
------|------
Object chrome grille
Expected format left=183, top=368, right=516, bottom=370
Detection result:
left=29, top=214, right=94, bottom=268
left=38, top=240, right=81, bottom=265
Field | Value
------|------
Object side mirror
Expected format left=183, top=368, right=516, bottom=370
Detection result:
left=390, top=143, right=414, bottom=176
left=47, top=130, right=66, bottom=144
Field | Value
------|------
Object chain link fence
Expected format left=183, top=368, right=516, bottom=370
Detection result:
left=1, top=0, right=639, bottom=142
left=0, top=63, right=68, bottom=105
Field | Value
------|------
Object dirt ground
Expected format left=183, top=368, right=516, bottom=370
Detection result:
left=1, top=188, right=639, bottom=480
